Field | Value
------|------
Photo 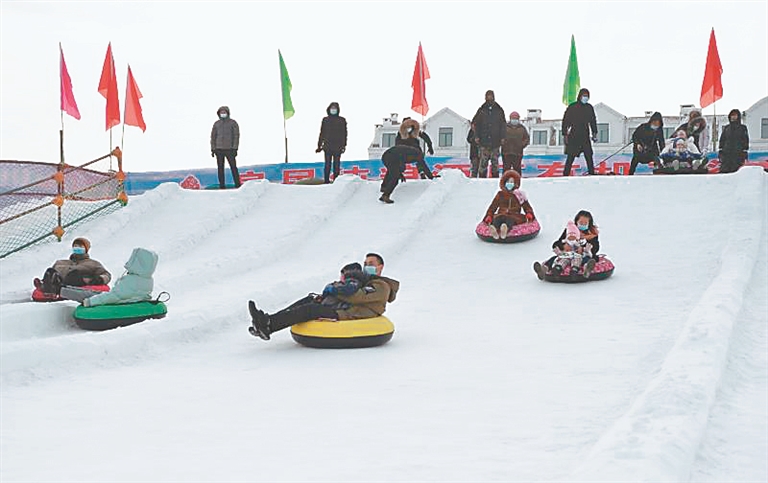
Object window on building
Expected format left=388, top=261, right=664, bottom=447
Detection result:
left=596, top=123, right=610, bottom=143
left=438, top=127, right=453, bottom=147
left=532, top=130, right=548, bottom=145
left=762, top=118, right=768, bottom=139
left=382, top=133, right=396, bottom=148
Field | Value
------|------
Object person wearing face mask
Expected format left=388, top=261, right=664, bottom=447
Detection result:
left=673, top=110, right=710, bottom=154
left=248, top=253, right=400, bottom=341
left=718, top=109, right=749, bottom=174
left=629, top=111, right=665, bottom=175
left=534, top=210, right=600, bottom=279
left=315, top=102, right=348, bottom=183
left=471, top=90, right=507, bottom=178
left=561, top=88, right=598, bottom=176
left=482, top=170, right=535, bottom=240
left=501, top=112, right=530, bottom=174
left=395, top=118, right=434, bottom=180
left=34, top=237, right=112, bottom=296
left=210, top=106, right=241, bottom=189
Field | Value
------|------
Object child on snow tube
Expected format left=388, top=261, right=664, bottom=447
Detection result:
left=76, top=248, right=158, bottom=307
left=659, top=130, right=705, bottom=171
left=534, top=210, right=601, bottom=279
left=481, top=170, right=536, bottom=240
left=549, top=221, right=596, bottom=277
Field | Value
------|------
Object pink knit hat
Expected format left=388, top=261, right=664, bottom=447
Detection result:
left=565, top=220, right=580, bottom=239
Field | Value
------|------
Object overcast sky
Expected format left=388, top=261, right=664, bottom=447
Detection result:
left=1, top=1, right=766, bottom=172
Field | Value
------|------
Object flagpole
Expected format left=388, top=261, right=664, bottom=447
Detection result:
left=283, top=117, right=288, bottom=164
left=712, top=101, right=717, bottom=153
left=109, top=127, right=113, bottom=170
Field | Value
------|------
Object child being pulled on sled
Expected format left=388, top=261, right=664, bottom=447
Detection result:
left=551, top=221, right=596, bottom=277
left=661, top=130, right=704, bottom=170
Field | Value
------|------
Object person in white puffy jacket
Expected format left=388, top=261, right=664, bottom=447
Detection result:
left=83, top=248, right=158, bottom=307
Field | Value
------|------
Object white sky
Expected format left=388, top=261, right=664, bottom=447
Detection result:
left=1, top=1, right=766, bottom=172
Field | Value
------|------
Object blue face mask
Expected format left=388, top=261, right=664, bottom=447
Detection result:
left=330, top=109, right=338, bottom=115
left=363, top=265, right=377, bottom=276
left=505, top=182, right=515, bottom=191
left=577, top=224, right=589, bottom=231
left=72, top=246, right=86, bottom=255
left=580, top=96, right=589, bottom=104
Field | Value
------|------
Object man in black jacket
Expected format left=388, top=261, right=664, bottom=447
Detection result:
left=629, top=112, right=665, bottom=175
left=210, top=106, right=241, bottom=189
left=471, top=90, right=506, bottom=178
left=718, top=109, right=749, bottom=174
left=562, top=88, right=598, bottom=176
left=316, top=102, right=348, bottom=183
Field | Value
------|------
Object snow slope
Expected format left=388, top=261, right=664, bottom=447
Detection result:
left=1, top=168, right=766, bottom=482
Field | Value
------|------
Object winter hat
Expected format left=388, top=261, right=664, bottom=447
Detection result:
left=510, top=111, right=521, bottom=120
left=327, top=102, right=340, bottom=115
left=485, top=90, right=495, bottom=100
left=565, top=221, right=580, bottom=239
left=72, top=237, right=91, bottom=253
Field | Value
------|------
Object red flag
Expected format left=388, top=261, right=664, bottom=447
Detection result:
left=59, top=43, right=81, bottom=120
left=411, top=42, right=430, bottom=116
left=700, top=28, right=723, bottom=109
left=124, top=65, right=146, bottom=132
left=98, top=43, right=121, bottom=130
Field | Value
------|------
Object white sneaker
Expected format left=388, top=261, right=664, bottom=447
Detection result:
left=488, top=225, right=500, bottom=240
left=671, top=160, right=680, bottom=171
left=499, top=223, right=509, bottom=239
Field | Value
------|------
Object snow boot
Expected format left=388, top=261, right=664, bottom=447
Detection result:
left=379, top=194, right=394, bottom=204
left=42, top=268, right=63, bottom=295
left=248, top=300, right=271, bottom=340
left=533, top=261, right=545, bottom=281
left=499, top=223, right=509, bottom=240
left=582, top=259, right=596, bottom=278
left=488, top=225, right=500, bottom=240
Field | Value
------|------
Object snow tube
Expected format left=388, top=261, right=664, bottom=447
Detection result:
left=31, top=284, right=109, bottom=303
left=653, top=159, right=710, bottom=175
left=73, top=301, right=168, bottom=331
left=539, top=255, right=615, bottom=283
left=290, top=316, right=394, bottom=349
left=475, top=220, right=541, bottom=243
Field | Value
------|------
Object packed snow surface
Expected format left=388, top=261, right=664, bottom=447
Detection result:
left=1, top=168, right=766, bottom=482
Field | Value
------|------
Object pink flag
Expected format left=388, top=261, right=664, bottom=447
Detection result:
left=59, top=43, right=81, bottom=120
left=411, top=42, right=430, bottom=116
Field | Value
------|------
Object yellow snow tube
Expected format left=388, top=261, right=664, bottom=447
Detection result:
left=290, top=316, right=394, bottom=349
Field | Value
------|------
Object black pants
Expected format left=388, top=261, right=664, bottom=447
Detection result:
left=719, top=151, right=746, bottom=174
left=629, top=153, right=657, bottom=175
left=380, top=146, right=416, bottom=196
left=324, top=151, right=342, bottom=183
left=491, top=215, right=517, bottom=231
left=502, top=154, right=522, bottom=174
left=563, top=152, right=594, bottom=176
left=269, top=299, right=339, bottom=333
left=215, top=149, right=241, bottom=189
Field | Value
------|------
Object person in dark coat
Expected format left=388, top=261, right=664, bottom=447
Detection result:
left=396, top=117, right=434, bottom=179
left=629, top=112, right=665, bottom=175
left=379, top=144, right=422, bottom=204
left=561, top=88, right=598, bottom=176
left=210, top=106, right=241, bottom=189
left=316, top=102, right=348, bottom=183
left=718, top=109, right=749, bottom=174
left=673, top=110, right=710, bottom=153
left=471, top=90, right=506, bottom=178
left=396, top=117, right=434, bottom=156
left=248, top=253, right=400, bottom=341
left=467, top=122, right=480, bottom=177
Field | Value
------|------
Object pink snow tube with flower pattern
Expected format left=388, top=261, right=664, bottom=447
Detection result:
left=540, top=255, right=615, bottom=283
left=476, top=220, right=541, bottom=243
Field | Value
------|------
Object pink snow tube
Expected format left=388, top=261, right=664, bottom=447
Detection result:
left=476, top=220, right=541, bottom=243
left=539, top=255, right=615, bottom=283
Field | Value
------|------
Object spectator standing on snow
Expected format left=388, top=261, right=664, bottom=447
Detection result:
left=501, top=111, right=530, bottom=174
left=471, top=90, right=506, bottom=178
left=629, top=111, right=665, bottom=175
left=562, top=88, right=598, bottom=176
left=210, top=106, right=241, bottom=189
left=467, top=122, right=480, bottom=177
left=718, top=109, right=749, bottom=174
left=316, top=102, right=348, bottom=183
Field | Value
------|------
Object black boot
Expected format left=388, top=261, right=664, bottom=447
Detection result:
left=379, top=194, right=394, bottom=204
left=248, top=301, right=271, bottom=340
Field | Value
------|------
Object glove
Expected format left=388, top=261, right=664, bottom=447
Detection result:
left=322, top=283, right=337, bottom=297
left=233, top=150, right=238, bottom=157
left=591, top=135, right=598, bottom=143
left=636, top=144, right=644, bottom=152
left=525, top=213, right=534, bottom=222
left=315, top=148, right=322, bottom=153
left=340, top=147, right=346, bottom=154
left=483, top=215, right=493, bottom=224
left=211, top=151, right=215, bottom=158
left=428, top=146, right=434, bottom=155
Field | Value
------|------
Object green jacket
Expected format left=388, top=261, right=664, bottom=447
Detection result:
left=85, top=248, right=158, bottom=307
left=336, top=276, right=400, bottom=320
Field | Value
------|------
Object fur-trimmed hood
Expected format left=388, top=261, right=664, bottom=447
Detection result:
left=499, top=169, right=521, bottom=192
left=399, top=119, right=420, bottom=139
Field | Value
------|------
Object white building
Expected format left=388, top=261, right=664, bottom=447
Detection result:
left=368, top=96, right=768, bottom=158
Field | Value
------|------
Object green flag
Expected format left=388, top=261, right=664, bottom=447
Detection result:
left=562, top=35, right=581, bottom=106
left=279, top=50, right=294, bottom=120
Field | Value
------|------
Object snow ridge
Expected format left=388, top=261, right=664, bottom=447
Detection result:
left=566, top=167, right=767, bottom=482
